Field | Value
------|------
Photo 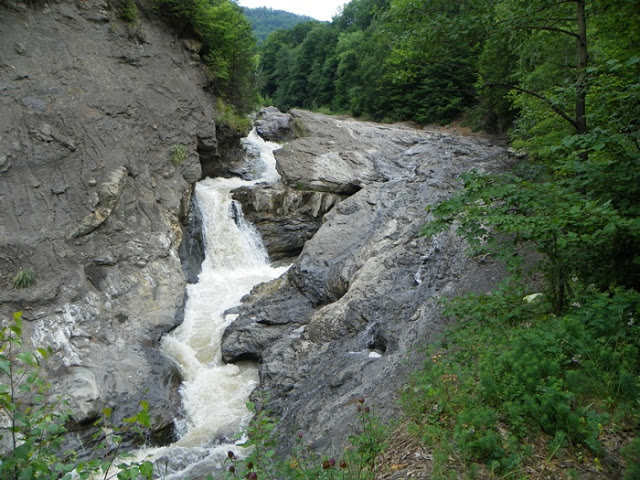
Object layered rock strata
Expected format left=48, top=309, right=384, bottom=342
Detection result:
left=0, top=0, right=226, bottom=444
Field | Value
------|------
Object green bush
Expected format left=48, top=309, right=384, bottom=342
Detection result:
left=400, top=286, right=640, bottom=476
left=215, top=98, right=252, bottom=134
left=119, top=0, right=138, bottom=23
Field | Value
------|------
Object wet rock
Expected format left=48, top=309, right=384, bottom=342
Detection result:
left=232, top=182, right=345, bottom=260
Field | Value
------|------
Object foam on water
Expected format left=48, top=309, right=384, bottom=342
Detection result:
left=133, top=128, right=287, bottom=478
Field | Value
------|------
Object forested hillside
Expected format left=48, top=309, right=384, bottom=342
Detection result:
left=242, top=6, right=315, bottom=44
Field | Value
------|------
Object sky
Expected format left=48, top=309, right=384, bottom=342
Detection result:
left=236, top=0, right=349, bottom=22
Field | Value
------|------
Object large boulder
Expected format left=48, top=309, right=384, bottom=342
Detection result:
left=254, top=106, right=296, bottom=142
left=222, top=111, right=509, bottom=455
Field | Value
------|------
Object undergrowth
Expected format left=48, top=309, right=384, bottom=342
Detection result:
left=224, top=398, right=387, bottom=480
left=0, top=312, right=153, bottom=480
left=401, top=284, right=640, bottom=478
left=215, top=98, right=252, bottom=135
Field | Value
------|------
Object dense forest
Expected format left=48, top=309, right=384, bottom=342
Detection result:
left=242, top=7, right=314, bottom=44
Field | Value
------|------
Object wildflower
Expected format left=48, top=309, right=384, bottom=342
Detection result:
left=246, top=461, right=254, bottom=470
left=228, top=451, right=236, bottom=460
left=357, top=397, right=365, bottom=404
left=363, top=406, right=370, bottom=413
left=339, top=460, right=348, bottom=469
left=322, top=460, right=333, bottom=470
left=329, top=459, right=336, bottom=468
left=228, top=465, right=236, bottom=474
left=297, top=430, right=304, bottom=439
left=246, top=473, right=258, bottom=480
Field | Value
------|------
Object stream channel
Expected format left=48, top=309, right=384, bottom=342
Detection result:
left=136, top=129, right=289, bottom=479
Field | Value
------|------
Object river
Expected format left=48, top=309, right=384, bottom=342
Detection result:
left=135, top=129, right=288, bottom=479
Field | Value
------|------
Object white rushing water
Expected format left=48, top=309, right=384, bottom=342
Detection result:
left=136, top=129, right=288, bottom=478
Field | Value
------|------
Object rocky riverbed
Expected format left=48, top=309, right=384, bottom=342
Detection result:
left=223, top=108, right=511, bottom=455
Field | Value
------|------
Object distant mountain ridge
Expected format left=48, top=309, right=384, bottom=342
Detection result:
left=242, top=6, right=318, bottom=43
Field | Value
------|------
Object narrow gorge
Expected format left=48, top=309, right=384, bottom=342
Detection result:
left=0, top=0, right=509, bottom=474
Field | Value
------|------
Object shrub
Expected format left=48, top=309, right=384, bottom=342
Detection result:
left=119, top=0, right=138, bottom=23
left=401, top=286, right=640, bottom=476
left=215, top=98, right=252, bottom=134
left=170, top=143, right=187, bottom=166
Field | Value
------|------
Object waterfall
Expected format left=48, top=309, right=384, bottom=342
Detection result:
left=136, top=129, right=288, bottom=479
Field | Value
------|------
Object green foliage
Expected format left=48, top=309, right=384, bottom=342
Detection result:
left=11, top=269, right=35, bottom=289
left=622, top=437, right=640, bottom=480
left=170, top=143, right=187, bottom=166
left=401, top=287, right=640, bottom=476
left=214, top=98, right=252, bottom=134
left=422, top=163, right=639, bottom=313
left=153, top=0, right=257, bottom=110
left=119, top=0, right=139, bottom=23
left=0, top=312, right=154, bottom=480
left=242, top=7, right=315, bottom=44
left=224, top=398, right=388, bottom=480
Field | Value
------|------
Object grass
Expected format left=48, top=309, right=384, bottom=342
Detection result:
left=11, top=268, right=36, bottom=289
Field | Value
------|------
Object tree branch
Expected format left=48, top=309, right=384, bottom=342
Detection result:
left=485, top=82, right=578, bottom=129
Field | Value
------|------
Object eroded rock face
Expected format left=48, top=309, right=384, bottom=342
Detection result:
left=222, top=111, right=509, bottom=455
left=232, top=183, right=344, bottom=260
left=0, top=0, right=221, bottom=444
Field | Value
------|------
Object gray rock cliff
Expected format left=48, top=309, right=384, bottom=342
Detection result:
left=222, top=110, right=510, bottom=455
left=0, top=0, right=226, bottom=444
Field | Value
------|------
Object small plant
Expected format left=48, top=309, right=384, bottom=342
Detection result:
left=170, top=144, right=187, bottom=166
left=225, top=397, right=388, bottom=480
left=292, top=118, right=309, bottom=138
left=11, top=268, right=35, bottom=289
left=119, top=0, right=139, bottom=23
